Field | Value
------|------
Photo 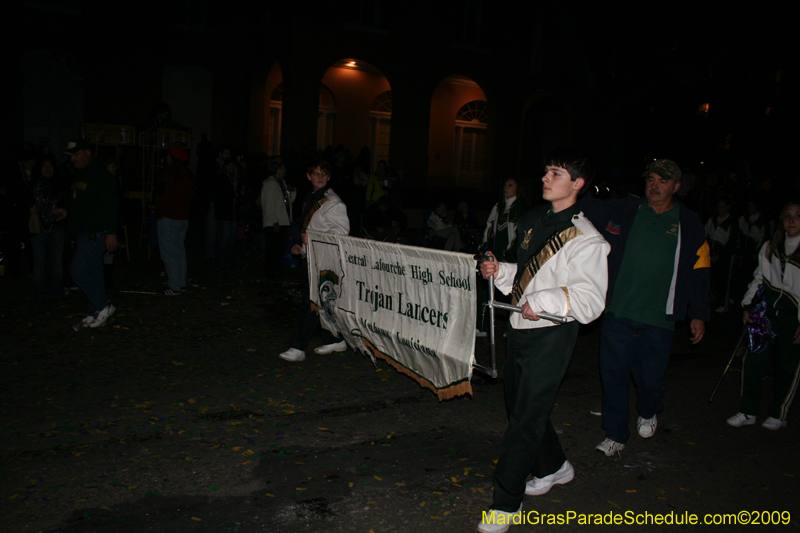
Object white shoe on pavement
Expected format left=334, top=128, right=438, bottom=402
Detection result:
left=313, top=341, right=347, bottom=355
left=477, top=504, right=522, bottom=533
left=525, top=460, right=574, bottom=495
left=279, top=348, right=306, bottom=362
left=637, top=415, right=657, bottom=438
left=72, top=315, right=95, bottom=331
left=89, top=304, right=116, bottom=328
left=595, top=438, right=625, bottom=457
left=726, top=412, right=757, bottom=427
left=761, top=417, right=787, bottom=430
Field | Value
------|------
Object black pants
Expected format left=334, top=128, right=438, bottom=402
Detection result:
left=264, top=226, right=286, bottom=276
left=289, top=259, right=339, bottom=351
left=492, top=321, right=579, bottom=512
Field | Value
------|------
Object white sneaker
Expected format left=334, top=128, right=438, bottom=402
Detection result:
left=637, top=415, right=657, bottom=438
left=279, top=348, right=306, bottom=362
left=595, top=438, right=625, bottom=457
left=72, top=315, right=95, bottom=331
left=525, top=460, right=574, bottom=495
left=761, top=417, right=787, bottom=430
left=726, top=412, right=757, bottom=427
left=313, top=341, right=347, bottom=355
left=89, top=304, right=116, bottom=328
left=715, top=305, right=729, bottom=313
left=477, top=504, right=522, bottom=533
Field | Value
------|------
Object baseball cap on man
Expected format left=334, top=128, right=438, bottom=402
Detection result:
left=644, top=159, right=681, bottom=182
left=64, top=139, right=91, bottom=155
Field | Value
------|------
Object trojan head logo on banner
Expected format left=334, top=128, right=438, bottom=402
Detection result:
left=318, top=269, right=340, bottom=321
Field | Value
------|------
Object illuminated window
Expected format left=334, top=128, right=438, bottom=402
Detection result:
left=456, top=100, right=488, bottom=123
left=370, top=91, right=392, bottom=165
left=317, top=84, right=336, bottom=150
left=454, top=100, right=488, bottom=184
left=268, top=83, right=283, bottom=156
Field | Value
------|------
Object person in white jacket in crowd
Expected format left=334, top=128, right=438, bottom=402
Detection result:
left=260, top=161, right=296, bottom=276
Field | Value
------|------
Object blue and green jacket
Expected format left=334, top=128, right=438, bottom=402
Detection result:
left=580, top=194, right=711, bottom=323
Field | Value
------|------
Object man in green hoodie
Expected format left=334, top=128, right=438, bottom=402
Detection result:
left=57, top=139, right=119, bottom=329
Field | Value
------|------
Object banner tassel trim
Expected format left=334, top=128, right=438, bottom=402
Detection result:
left=361, top=338, right=473, bottom=401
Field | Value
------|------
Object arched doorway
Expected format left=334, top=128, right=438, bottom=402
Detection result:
left=428, top=75, right=488, bottom=188
left=320, top=59, right=391, bottom=169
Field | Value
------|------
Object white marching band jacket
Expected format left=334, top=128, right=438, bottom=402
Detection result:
left=304, top=189, right=350, bottom=235
left=742, top=241, right=800, bottom=324
left=493, top=213, right=610, bottom=330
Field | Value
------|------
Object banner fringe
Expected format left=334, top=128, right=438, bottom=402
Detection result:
left=361, top=339, right=472, bottom=401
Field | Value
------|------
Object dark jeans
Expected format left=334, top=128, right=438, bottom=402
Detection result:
left=30, top=227, right=65, bottom=302
left=599, top=313, right=674, bottom=444
left=157, top=218, right=189, bottom=291
left=70, top=232, right=109, bottom=316
left=492, top=322, right=578, bottom=512
left=215, top=219, right=236, bottom=269
left=204, top=202, right=216, bottom=260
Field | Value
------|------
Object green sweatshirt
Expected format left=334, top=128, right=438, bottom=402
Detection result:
left=68, top=160, right=119, bottom=237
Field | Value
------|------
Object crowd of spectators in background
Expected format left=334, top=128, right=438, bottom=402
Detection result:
left=2, top=137, right=795, bottom=340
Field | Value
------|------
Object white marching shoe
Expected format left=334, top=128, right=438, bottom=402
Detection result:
left=314, top=341, right=347, bottom=355
left=279, top=348, right=306, bottom=362
left=525, top=460, right=574, bottom=495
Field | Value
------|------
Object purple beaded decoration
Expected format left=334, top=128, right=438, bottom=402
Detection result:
left=747, top=285, right=776, bottom=354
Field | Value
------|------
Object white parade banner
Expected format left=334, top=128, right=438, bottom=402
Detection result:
left=306, top=231, right=477, bottom=400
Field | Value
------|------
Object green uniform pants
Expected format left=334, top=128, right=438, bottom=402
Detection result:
left=492, top=321, right=579, bottom=512
left=739, top=309, right=800, bottom=421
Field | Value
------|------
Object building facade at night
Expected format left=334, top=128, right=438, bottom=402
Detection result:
left=20, top=1, right=794, bottom=201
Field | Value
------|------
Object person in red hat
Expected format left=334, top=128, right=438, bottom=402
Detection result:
left=155, top=144, right=194, bottom=295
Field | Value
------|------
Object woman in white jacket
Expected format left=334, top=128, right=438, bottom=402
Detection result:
left=727, top=201, right=800, bottom=431
left=260, top=162, right=296, bottom=275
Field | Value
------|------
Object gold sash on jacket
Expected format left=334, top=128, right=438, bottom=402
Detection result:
left=511, top=226, right=582, bottom=305
left=300, top=197, right=330, bottom=232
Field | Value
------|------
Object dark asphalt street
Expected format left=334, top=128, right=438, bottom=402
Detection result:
left=2, top=252, right=798, bottom=532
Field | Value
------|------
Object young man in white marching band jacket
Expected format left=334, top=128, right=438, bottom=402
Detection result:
left=478, top=147, right=610, bottom=533
left=279, top=161, right=350, bottom=362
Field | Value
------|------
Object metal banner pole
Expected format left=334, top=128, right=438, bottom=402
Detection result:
left=488, top=267, right=497, bottom=378
left=708, top=328, right=747, bottom=402
left=487, top=301, right=569, bottom=324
